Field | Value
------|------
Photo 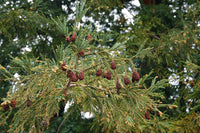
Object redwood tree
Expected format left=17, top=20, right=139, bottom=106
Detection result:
left=0, top=0, right=200, bottom=132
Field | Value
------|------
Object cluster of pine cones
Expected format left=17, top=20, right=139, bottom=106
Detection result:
left=61, top=59, right=140, bottom=94
left=2, top=98, right=16, bottom=112
left=63, top=32, right=141, bottom=94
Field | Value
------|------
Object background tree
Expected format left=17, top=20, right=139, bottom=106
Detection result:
left=0, top=1, right=171, bottom=132
left=0, top=0, right=200, bottom=132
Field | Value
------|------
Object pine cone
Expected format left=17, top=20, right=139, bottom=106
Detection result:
left=3, top=104, right=9, bottom=111
left=103, top=71, right=107, bottom=78
left=71, top=73, right=78, bottom=82
left=106, top=71, right=112, bottom=80
left=67, top=70, right=73, bottom=78
left=71, top=33, right=77, bottom=42
left=124, top=76, right=130, bottom=85
left=96, top=68, right=102, bottom=77
left=132, top=71, right=140, bottom=82
left=86, top=34, right=93, bottom=44
left=26, top=99, right=32, bottom=107
left=78, top=70, right=84, bottom=80
left=65, top=36, right=71, bottom=43
left=10, top=99, right=16, bottom=108
left=111, top=60, right=116, bottom=70
left=116, top=79, right=122, bottom=94
left=190, top=81, right=194, bottom=87
left=61, top=62, right=67, bottom=71
left=79, top=50, right=84, bottom=57
left=145, top=111, right=150, bottom=120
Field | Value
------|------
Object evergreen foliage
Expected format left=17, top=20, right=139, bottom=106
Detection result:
left=0, top=21, right=170, bottom=132
left=0, top=0, right=200, bottom=132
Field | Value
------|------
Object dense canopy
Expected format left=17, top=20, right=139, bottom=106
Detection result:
left=0, top=0, right=199, bottom=132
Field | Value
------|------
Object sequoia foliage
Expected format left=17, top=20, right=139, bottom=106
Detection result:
left=0, top=0, right=200, bottom=132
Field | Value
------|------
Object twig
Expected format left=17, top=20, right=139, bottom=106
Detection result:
left=64, top=79, right=71, bottom=97
left=83, top=64, right=98, bottom=72
left=147, top=32, right=160, bottom=40
left=56, top=110, right=73, bottom=133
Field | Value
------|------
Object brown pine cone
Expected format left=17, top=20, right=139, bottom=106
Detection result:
left=132, top=71, right=140, bottom=82
left=65, top=36, right=71, bottom=43
left=67, top=70, right=73, bottom=78
left=78, top=70, right=84, bottom=80
left=71, top=33, right=77, bottom=42
left=116, top=79, right=122, bottom=94
left=71, top=73, right=78, bottom=82
left=106, top=71, right=112, bottom=80
left=86, top=34, right=93, bottom=44
left=96, top=68, right=102, bottom=77
left=10, top=99, right=16, bottom=108
left=103, top=71, right=107, bottom=78
left=124, top=76, right=130, bottom=85
left=26, top=99, right=32, bottom=107
left=190, top=81, right=194, bottom=87
left=61, top=62, right=67, bottom=71
left=3, top=104, right=9, bottom=111
left=79, top=50, right=84, bottom=57
left=111, top=60, right=116, bottom=70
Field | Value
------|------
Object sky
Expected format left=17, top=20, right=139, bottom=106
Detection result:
left=122, top=0, right=140, bottom=24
